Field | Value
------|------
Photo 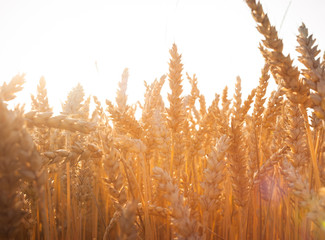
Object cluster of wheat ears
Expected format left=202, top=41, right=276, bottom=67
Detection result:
left=1, top=1, right=325, bottom=239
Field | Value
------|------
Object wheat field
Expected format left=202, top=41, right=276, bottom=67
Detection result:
left=1, top=1, right=325, bottom=239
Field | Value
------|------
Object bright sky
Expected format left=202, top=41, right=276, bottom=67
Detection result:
left=0, top=0, right=324, bottom=113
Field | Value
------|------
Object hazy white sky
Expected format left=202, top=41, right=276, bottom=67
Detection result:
left=0, top=0, right=324, bottom=112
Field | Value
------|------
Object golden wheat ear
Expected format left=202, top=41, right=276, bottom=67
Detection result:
left=166, top=44, right=186, bottom=176
left=31, top=76, right=52, bottom=112
left=0, top=101, right=49, bottom=239
left=297, top=23, right=325, bottom=119
left=246, top=0, right=309, bottom=105
left=152, top=167, right=201, bottom=239
left=0, top=74, right=25, bottom=101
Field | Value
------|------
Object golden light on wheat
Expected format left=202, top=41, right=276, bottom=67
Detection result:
left=1, top=0, right=325, bottom=239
